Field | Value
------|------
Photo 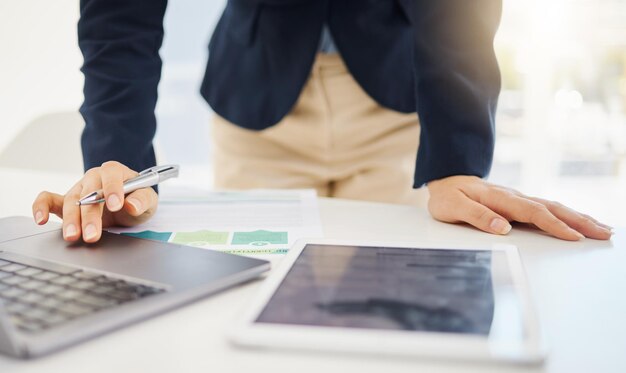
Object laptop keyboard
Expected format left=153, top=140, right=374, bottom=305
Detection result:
left=0, top=254, right=166, bottom=334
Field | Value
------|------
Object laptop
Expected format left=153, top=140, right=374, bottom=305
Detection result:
left=0, top=216, right=270, bottom=359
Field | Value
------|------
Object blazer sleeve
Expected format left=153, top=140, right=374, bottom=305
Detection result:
left=78, top=0, right=167, bottom=173
left=399, top=0, right=502, bottom=188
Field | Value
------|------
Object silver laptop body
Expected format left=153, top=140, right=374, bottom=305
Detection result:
left=0, top=216, right=270, bottom=358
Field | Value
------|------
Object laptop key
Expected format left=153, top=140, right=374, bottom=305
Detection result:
left=73, top=271, right=102, bottom=280
left=18, top=279, right=47, bottom=291
left=0, top=259, right=11, bottom=267
left=40, top=312, right=68, bottom=327
left=5, top=301, right=29, bottom=314
left=70, top=280, right=97, bottom=290
left=20, top=292, right=45, bottom=304
left=1, top=287, right=26, bottom=299
left=95, top=277, right=119, bottom=287
left=50, top=276, right=78, bottom=286
left=33, top=271, right=60, bottom=281
left=76, top=294, right=119, bottom=309
left=0, top=263, right=27, bottom=273
left=12, top=316, right=44, bottom=333
left=38, top=284, right=64, bottom=295
left=21, top=307, right=52, bottom=322
left=38, top=296, right=65, bottom=310
left=16, top=267, right=43, bottom=277
left=56, top=289, right=84, bottom=300
left=2, top=275, right=28, bottom=285
left=90, top=285, right=117, bottom=295
left=0, top=271, right=12, bottom=280
left=107, top=290, right=139, bottom=302
left=56, top=302, right=93, bottom=318
left=51, top=275, right=78, bottom=286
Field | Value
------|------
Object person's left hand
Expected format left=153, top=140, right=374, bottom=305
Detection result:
left=426, top=175, right=613, bottom=241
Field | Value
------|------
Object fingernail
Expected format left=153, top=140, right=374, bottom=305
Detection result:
left=65, top=224, right=77, bottom=238
left=107, top=194, right=121, bottom=210
left=84, top=224, right=97, bottom=240
left=127, top=198, right=142, bottom=213
left=601, top=227, right=614, bottom=235
left=595, top=222, right=613, bottom=231
left=35, top=210, right=43, bottom=224
left=574, top=231, right=585, bottom=240
left=490, top=218, right=512, bottom=234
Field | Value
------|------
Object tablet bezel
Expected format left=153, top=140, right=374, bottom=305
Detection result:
left=229, top=239, right=546, bottom=365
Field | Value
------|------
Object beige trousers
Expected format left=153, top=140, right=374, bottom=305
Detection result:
left=212, top=54, right=427, bottom=206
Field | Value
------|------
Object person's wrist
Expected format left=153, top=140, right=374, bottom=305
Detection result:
left=426, top=175, right=480, bottom=189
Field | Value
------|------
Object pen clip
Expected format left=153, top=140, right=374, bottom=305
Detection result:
left=139, top=164, right=179, bottom=182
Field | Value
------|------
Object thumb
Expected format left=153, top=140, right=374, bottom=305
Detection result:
left=122, top=188, right=158, bottom=217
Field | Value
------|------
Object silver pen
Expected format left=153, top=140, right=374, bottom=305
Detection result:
left=76, top=165, right=179, bottom=206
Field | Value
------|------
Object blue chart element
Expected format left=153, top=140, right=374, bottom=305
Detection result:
left=122, top=231, right=172, bottom=243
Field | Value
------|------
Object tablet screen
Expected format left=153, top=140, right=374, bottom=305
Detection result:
left=256, top=244, right=523, bottom=338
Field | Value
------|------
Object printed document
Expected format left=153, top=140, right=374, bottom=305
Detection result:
left=107, top=189, right=323, bottom=258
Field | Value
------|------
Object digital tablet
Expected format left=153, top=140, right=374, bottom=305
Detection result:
left=229, top=239, right=546, bottom=365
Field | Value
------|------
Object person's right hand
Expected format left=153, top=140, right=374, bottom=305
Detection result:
left=32, top=161, right=159, bottom=243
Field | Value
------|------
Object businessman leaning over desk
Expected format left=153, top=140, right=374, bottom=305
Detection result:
left=32, top=0, right=612, bottom=243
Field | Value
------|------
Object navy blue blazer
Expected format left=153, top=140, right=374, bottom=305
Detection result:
left=79, top=0, right=502, bottom=188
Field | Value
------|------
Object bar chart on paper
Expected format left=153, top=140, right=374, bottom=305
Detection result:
left=107, top=189, right=324, bottom=258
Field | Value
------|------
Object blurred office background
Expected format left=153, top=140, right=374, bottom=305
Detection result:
left=1, top=0, right=625, bottom=224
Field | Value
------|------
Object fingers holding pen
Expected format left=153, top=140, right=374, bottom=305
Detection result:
left=112, top=188, right=159, bottom=227
left=123, top=188, right=156, bottom=217
left=100, top=161, right=138, bottom=212
left=77, top=162, right=157, bottom=237
left=31, top=162, right=168, bottom=244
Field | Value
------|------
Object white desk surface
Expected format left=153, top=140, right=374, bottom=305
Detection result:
left=0, top=167, right=625, bottom=373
